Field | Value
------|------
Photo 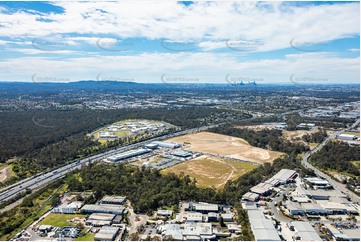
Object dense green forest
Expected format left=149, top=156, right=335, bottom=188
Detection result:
left=1, top=107, right=245, bottom=186
left=209, top=126, right=310, bottom=155
left=0, top=107, right=235, bottom=162
left=302, top=128, right=328, bottom=143
left=310, top=141, right=360, bottom=176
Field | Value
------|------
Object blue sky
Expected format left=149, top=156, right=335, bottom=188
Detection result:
left=0, top=1, right=359, bottom=84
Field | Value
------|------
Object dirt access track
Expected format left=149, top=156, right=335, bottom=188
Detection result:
left=167, top=131, right=283, bottom=164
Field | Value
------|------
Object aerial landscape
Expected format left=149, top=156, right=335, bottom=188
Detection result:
left=0, top=1, right=360, bottom=241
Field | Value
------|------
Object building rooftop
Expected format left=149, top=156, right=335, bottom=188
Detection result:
left=194, top=203, right=218, bottom=212
left=100, top=195, right=127, bottom=204
left=272, top=169, right=297, bottom=182
left=247, top=210, right=265, bottom=220
left=88, top=213, right=115, bottom=221
left=81, top=204, right=125, bottom=214
left=292, top=221, right=322, bottom=241
left=252, top=228, right=281, bottom=241
left=250, top=182, right=273, bottom=195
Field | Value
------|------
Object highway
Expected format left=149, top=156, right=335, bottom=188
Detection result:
left=301, top=118, right=360, bottom=203
left=0, top=123, right=223, bottom=206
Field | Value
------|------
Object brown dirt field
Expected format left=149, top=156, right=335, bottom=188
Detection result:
left=167, top=132, right=283, bottom=164
left=0, top=167, right=10, bottom=183
left=161, top=155, right=257, bottom=188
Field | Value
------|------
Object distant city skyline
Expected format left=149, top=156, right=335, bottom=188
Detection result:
left=0, top=1, right=359, bottom=84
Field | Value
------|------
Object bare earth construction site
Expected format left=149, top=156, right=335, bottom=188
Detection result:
left=162, top=132, right=284, bottom=188
left=167, top=132, right=284, bottom=164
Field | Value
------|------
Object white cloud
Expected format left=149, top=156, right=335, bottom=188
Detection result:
left=0, top=1, right=358, bottom=53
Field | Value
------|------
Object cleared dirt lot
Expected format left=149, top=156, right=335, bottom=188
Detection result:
left=167, top=132, right=283, bottom=164
left=0, top=167, right=10, bottom=183
left=161, top=155, right=257, bottom=188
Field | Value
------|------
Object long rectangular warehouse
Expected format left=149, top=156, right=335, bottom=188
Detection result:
left=106, top=148, right=152, bottom=162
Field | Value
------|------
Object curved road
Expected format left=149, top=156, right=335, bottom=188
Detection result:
left=301, top=118, right=360, bottom=203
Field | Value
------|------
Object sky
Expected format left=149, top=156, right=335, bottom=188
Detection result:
left=0, top=1, right=359, bottom=85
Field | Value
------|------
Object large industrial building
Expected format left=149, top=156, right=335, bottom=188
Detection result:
left=106, top=148, right=152, bottom=162
left=81, top=204, right=125, bottom=215
left=99, top=196, right=127, bottom=205
left=291, top=221, right=322, bottom=241
left=52, top=201, right=83, bottom=214
left=151, top=141, right=180, bottom=149
left=247, top=210, right=281, bottom=241
left=94, top=226, right=120, bottom=241
left=336, top=134, right=358, bottom=141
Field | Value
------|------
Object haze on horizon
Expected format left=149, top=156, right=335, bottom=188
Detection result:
left=0, top=1, right=359, bottom=84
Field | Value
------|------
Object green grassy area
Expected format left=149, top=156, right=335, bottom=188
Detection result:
left=38, top=214, right=87, bottom=227
left=309, top=142, right=318, bottom=149
left=76, top=233, right=95, bottom=241
left=114, top=130, right=131, bottom=137
left=0, top=181, right=67, bottom=241
left=351, top=160, right=360, bottom=168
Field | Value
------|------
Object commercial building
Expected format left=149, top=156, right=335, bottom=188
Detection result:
left=86, top=213, right=115, bottom=227
left=186, top=212, right=203, bottom=222
left=152, top=141, right=180, bottom=149
left=81, top=204, right=125, bottom=215
left=144, top=143, right=159, bottom=149
left=220, top=213, right=233, bottom=222
left=171, top=150, right=193, bottom=158
left=52, top=201, right=83, bottom=214
left=157, top=210, right=173, bottom=217
left=271, top=169, right=297, bottom=185
left=250, top=182, right=273, bottom=195
left=94, top=226, right=120, bottom=241
left=207, top=212, right=219, bottom=222
left=247, top=209, right=281, bottom=241
left=292, top=221, right=322, bottom=241
left=242, top=192, right=259, bottom=202
left=106, top=148, right=152, bottom=162
left=160, top=223, right=216, bottom=241
left=337, top=134, right=358, bottom=141
left=304, top=177, right=331, bottom=189
left=99, top=196, right=127, bottom=205
left=194, top=203, right=219, bottom=214
left=182, top=223, right=215, bottom=241
left=285, top=201, right=328, bottom=216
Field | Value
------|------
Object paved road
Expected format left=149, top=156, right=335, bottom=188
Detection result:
left=128, top=207, right=148, bottom=234
left=269, top=186, right=292, bottom=223
left=301, top=118, right=360, bottom=203
left=0, top=123, right=223, bottom=208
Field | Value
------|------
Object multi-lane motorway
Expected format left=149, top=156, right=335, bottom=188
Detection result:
left=301, top=118, right=360, bottom=203
left=0, top=123, right=223, bottom=206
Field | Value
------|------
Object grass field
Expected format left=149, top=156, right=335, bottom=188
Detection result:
left=167, top=132, right=283, bottom=164
left=161, top=155, right=258, bottom=188
left=76, top=233, right=95, bottom=241
left=38, top=214, right=86, bottom=227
